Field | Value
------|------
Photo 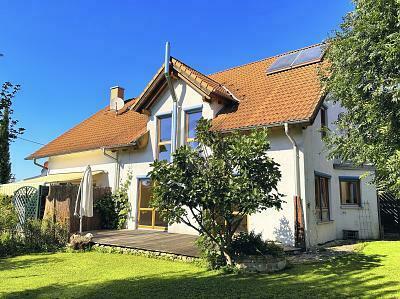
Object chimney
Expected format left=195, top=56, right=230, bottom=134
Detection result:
left=110, top=86, right=124, bottom=100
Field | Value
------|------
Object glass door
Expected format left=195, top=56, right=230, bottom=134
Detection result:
left=137, top=178, right=167, bottom=230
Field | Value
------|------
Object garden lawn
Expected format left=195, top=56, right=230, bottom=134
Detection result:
left=0, top=241, right=399, bottom=298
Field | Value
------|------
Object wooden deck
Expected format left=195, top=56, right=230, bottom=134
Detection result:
left=89, top=229, right=200, bottom=257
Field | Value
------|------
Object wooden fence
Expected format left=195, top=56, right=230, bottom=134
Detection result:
left=43, top=185, right=111, bottom=234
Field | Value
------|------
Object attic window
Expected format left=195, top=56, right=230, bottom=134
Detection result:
left=157, top=114, right=172, bottom=161
left=266, top=44, right=325, bottom=74
left=185, top=109, right=202, bottom=148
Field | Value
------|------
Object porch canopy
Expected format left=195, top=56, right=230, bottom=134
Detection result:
left=0, top=171, right=105, bottom=196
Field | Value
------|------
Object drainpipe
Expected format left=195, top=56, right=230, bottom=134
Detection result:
left=164, top=41, right=179, bottom=157
left=284, top=124, right=300, bottom=197
left=284, top=123, right=307, bottom=248
left=34, top=158, right=48, bottom=175
left=102, top=148, right=120, bottom=191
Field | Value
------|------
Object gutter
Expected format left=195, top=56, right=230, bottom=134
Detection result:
left=102, top=148, right=120, bottom=191
left=164, top=41, right=180, bottom=157
left=33, top=158, right=48, bottom=175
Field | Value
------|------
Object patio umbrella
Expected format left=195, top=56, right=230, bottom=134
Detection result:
left=74, top=165, right=93, bottom=233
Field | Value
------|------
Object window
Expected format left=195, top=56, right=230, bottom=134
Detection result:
left=137, top=178, right=167, bottom=229
left=315, top=174, right=330, bottom=222
left=157, top=114, right=172, bottom=161
left=185, top=109, right=202, bottom=148
left=320, top=107, right=327, bottom=138
left=340, top=177, right=361, bottom=205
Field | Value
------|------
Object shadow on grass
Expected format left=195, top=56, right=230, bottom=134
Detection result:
left=0, top=252, right=62, bottom=273
left=4, top=252, right=399, bottom=299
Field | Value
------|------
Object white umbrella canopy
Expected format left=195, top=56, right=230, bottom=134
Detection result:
left=74, top=165, right=94, bottom=233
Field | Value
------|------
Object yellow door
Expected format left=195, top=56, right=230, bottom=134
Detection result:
left=137, top=178, right=167, bottom=230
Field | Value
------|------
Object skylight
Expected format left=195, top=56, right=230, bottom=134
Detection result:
left=266, top=44, right=325, bottom=74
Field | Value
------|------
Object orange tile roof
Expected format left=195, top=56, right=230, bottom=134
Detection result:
left=209, top=45, right=324, bottom=131
left=27, top=99, right=148, bottom=159
left=28, top=44, right=324, bottom=159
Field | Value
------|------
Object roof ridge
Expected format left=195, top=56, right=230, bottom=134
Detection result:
left=208, top=42, right=324, bottom=76
left=171, top=56, right=225, bottom=87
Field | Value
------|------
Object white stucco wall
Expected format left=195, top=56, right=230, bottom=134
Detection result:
left=47, top=149, right=117, bottom=188
left=119, top=79, right=223, bottom=232
left=303, top=98, right=380, bottom=246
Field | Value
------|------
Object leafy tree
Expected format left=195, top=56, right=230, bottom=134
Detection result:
left=322, top=0, right=400, bottom=194
left=0, top=82, right=24, bottom=184
left=149, top=118, right=283, bottom=265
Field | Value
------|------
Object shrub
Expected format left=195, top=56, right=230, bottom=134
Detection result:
left=0, top=194, right=18, bottom=230
left=196, top=235, right=226, bottom=269
left=231, top=231, right=284, bottom=258
left=95, top=192, right=118, bottom=229
left=22, top=218, right=69, bottom=253
left=95, top=172, right=132, bottom=229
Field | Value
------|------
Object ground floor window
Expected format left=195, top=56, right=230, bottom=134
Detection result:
left=340, top=177, right=361, bottom=206
left=315, top=174, right=330, bottom=222
left=137, top=178, right=167, bottom=229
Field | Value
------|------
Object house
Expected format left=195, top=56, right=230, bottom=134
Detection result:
left=25, top=43, right=380, bottom=248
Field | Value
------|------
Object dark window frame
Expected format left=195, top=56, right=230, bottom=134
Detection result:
left=314, top=173, right=331, bottom=222
left=339, top=176, right=361, bottom=206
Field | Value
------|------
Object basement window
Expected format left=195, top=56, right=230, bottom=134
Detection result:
left=157, top=114, right=172, bottom=161
left=315, top=174, right=330, bottom=222
left=340, top=177, right=361, bottom=206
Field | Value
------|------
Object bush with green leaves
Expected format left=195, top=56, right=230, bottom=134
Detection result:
left=0, top=194, right=68, bottom=257
left=196, top=235, right=226, bottom=269
left=0, top=194, right=18, bottom=230
left=149, top=118, right=283, bottom=266
left=231, top=231, right=284, bottom=258
left=95, top=172, right=132, bottom=229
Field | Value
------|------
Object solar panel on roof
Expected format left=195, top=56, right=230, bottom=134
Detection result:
left=266, top=44, right=325, bottom=74
left=266, top=52, right=299, bottom=73
left=292, top=45, right=324, bottom=66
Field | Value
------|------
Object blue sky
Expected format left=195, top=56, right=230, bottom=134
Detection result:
left=0, top=0, right=353, bottom=180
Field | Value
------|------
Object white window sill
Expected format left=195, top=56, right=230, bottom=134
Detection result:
left=340, top=205, right=362, bottom=210
left=316, top=220, right=334, bottom=225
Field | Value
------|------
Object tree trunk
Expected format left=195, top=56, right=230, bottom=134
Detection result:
left=223, top=250, right=234, bottom=266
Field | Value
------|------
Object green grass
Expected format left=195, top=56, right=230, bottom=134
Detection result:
left=0, top=241, right=399, bottom=298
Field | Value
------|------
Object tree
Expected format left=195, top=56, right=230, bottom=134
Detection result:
left=322, top=0, right=400, bottom=195
left=0, top=82, right=24, bottom=184
left=149, top=118, right=283, bottom=265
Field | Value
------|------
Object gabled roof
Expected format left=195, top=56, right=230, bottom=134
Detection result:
left=27, top=99, right=148, bottom=159
left=28, top=44, right=325, bottom=159
left=132, top=57, right=239, bottom=112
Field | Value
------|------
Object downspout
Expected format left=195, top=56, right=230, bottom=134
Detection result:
left=284, top=123, right=307, bottom=249
left=284, top=124, right=301, bottom=197
left=34, top=158, right=48, bottom=175
left=164, top=41, right=179, bottom=157
left=102, top=148, right=120, bottom=191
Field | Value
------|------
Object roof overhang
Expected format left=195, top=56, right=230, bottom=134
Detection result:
left=132, top=58, right=239, bottom=113
left=26, top=130, right=149, bottom=160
